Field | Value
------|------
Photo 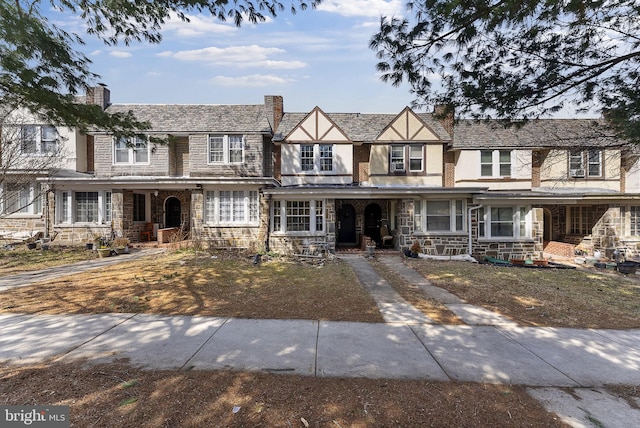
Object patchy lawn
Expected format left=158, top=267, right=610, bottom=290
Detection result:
left=403, top=258, right=640, bottom=329
left=0, top=245, right=95, bottom=276
left=0, top=250, right=383, bottom=323
left=0, top=361, right=567, bottom=428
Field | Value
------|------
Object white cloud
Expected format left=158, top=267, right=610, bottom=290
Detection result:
left=317, top=0, right=403, bottom=18
left=110, top=51, right=132, bottom=58
left=161, top=12, right=236, bottom=37
left=210, top=74, right=293, bottom=87
left=158, top=45, right=307, bottom=69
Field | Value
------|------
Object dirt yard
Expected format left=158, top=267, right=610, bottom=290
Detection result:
left=1, top=247, right=638, bottom=427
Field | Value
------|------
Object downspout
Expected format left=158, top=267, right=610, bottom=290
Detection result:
left=467, top=204, right=483, bottom=256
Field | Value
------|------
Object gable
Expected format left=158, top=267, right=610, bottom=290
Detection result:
left=286, top=107, right=350, bottom=142
left=377, top=108, right=440, bottom=142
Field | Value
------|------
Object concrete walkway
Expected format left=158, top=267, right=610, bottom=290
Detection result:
left=0, top=248, right=164, bottom=291
left=1, top=251, right=639, bottom=427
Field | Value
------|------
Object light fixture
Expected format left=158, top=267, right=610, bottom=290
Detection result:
left=154, top=190, right=159, bottom=197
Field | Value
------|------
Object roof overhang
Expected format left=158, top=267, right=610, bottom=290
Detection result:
left=42, top=176, right=277, bottom=190
left=263, top=185, right=489, bottom=199
left=473, top=190, right=640, bottom=205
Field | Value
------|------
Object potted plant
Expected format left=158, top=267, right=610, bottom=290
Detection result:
left=409, top=240, right=421, bottom=258
left=112, top=237, right=130, bottom=254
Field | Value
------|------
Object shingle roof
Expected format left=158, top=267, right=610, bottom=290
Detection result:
left=452, top=119, right=624, bottom=149
left=276, top=111, right=451, bottom=142
left=104, top=104, right=273, bottom=133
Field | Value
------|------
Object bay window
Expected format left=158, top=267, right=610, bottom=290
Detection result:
left=56, top=191, right=111, bottom=224
left=204, top=190, right=259, bottom=225
left=414, top=199, right=465, bottom=232
left=271, top=200, right=325, bottom=233
left=478, top=205, right=530, bottom=239
left=1, top=182, right=41, bottom=215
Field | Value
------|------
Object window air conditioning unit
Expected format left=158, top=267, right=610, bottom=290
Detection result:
left=570, top=169, right=585, bottom=177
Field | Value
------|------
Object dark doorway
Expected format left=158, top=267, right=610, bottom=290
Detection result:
left=543, top=208, right=552, bottom=242
left=165, top=197, right=181, bottom=228
left=364, top=203, right=382, bottom=243
left=337, top=204, right=356, bottom=245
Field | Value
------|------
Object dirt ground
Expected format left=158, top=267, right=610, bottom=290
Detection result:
left=0, top=360, right=569, bottom=427
left=1, top=247, right=638, bottom=426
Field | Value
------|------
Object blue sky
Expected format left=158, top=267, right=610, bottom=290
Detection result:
left=55, top=0, right=419, bottom=114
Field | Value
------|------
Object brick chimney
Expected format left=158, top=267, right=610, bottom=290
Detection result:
left=433, top=104, right=454, bottom=138
left=86, top=85, right=111, bottom=110
left=264, top=95, right=284, bottom=133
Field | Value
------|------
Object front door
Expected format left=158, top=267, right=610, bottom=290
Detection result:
left=337, top=204, right=356, bottom=245
left=364, top=203, right=382, bottom=243
left=165, top=197, right=181, bottom=228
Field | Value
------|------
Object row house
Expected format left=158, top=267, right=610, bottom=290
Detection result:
left=1, top=86, right=639, bottom=260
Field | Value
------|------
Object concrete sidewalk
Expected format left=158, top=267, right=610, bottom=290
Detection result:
left=1, top=312, right=639, bottom=387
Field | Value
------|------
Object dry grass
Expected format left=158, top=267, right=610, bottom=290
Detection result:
left=0, top=250, right=383, bottom=323
left=0, top=245, right=95, bottom=276
left=0, top=361, right=566, bottom=428
left=405, top=258, right=640, bottom=329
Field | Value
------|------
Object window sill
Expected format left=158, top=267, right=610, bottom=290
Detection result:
left=478, top=237, right=535, bottom=243
left=2, top=213, right=42, bottom=219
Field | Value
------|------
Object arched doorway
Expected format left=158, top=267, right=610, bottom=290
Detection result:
left=337, top=203, right=356, bottom=245
left=165, top=197, right=181, bottom=228
left=364, top=203, right=382, bottom=244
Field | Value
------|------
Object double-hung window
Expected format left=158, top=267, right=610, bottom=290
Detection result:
left=57, top=191, right=111, bottom=224
left=569, top=150, right=602, bottom=177
left=208, top=135, right=245, bottom=164
left=478, top=205, right=530, bottom=239
left=414, top=200, right=465, bottom=232
left=271, top=200, right=324, bottom=233
left=1, top=182, right=41, bottom=215
left=299, top=144, right=333, bottom=173
left=390, top=145, right=424, bottom=173
left=204, top=190, right=259, bottom=225
left=20, top=125, right=58, bottom=155
left=114, top=136, right=149, bottom=164
left=480, top=150, right=511, bottom=177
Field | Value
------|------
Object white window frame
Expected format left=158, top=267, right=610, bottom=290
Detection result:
left=208, top=134, right=245, bottom=165
left=56, top=190, right=112, bottom=224
left=271, top=199, right=325, bottom=234
left=625, top=205, right=640, bottom=236
left=20, top=125, right=59, bottom=155
left=569, top=149, right=602, bottom=178
left=414, top=199, right=465, bottom=233
left=478, top=205, right=531, bottom=239
left=0, top=182, right=42, bottom=216
left=480, top=150, right=512, bottom=177
left=390, top=144, right=424, bottom=173
left=299, top=144, right=334, bottom=173
left=113, top=136, right=149, bottom=165
left=204, top=189, right=259, bottom=226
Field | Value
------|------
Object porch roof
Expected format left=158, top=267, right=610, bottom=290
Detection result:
left=263, top=184, right=488, bottom=199
left=43, top=176, right=277, bottom=189
left=473, top=188, right=638, bottom=204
